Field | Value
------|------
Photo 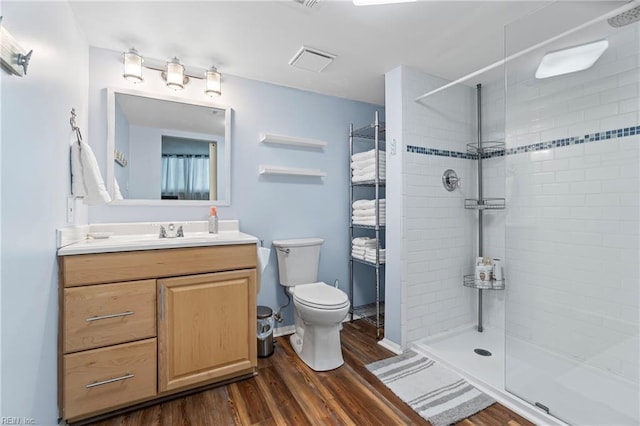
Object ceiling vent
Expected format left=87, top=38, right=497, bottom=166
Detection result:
left=289, top=46, right=335, bottom=72
left=292, top=0, right=320, bottom=8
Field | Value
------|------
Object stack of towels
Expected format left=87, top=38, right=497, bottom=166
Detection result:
left=352, top=238, right=386, bottom=264
left=352, top=199, right=386, bottom=226
left=352, top=149, right=386, bottom=183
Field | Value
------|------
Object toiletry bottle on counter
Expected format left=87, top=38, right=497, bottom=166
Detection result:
left=208, top=206, right=218, bottom=234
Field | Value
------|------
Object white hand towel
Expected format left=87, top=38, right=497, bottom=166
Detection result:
left=353, top=207, right=385, bottom=216
left=352, top=253, right=366, bottom=261
left=353, top=173, right=385, bottom=183
left=352, top=248, right=366, bottom=256
left=71, top=140, right=112, bottom=206
left=352, top=237, right=376, bottom=245
left=352, top=164, right=386, bottom=176
left=351, top=157, right=386, bottom=169
left=352, top=149, right=384, bottom=162
left=353, top=199, right=385, bottom=209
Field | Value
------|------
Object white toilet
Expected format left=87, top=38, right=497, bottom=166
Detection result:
left=272, top=238, right=350, bottom=371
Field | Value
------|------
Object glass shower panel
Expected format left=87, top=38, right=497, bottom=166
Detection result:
left=504, top=4, right=640, bottom=425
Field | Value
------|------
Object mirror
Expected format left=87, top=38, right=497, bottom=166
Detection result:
left=107, top=88, right=231, bottom=205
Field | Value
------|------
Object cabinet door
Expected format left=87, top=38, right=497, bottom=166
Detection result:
left=158, top=269, right=257, bottom=392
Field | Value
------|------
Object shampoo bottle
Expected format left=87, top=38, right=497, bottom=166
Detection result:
left=208, top=206, right=218, bottom=234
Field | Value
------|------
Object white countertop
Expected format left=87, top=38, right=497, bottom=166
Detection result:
left=57, top=220, right=259, bottom=256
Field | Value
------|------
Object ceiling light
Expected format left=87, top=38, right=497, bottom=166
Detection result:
left=122, top=48, right=143, bottom=83
left=535, top=39, right=609, bottom=79
left=204, top=67, right=221, bottom=97
left=353, top=0, right=416, bottom=5
left=164, top=57, right=187, bottom=90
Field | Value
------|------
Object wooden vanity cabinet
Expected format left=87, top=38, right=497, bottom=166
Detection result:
left=59, top=244, right=257, bottom=422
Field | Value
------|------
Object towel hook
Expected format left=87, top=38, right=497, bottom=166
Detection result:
left=70, top=108, right=82, bottom=145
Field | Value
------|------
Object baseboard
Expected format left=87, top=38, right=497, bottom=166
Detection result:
left=273, top=325, right=295, bottom=337
left=378, top=338, right=403, bottom=355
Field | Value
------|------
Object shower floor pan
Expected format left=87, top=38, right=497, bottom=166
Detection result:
left=412, top=325, right=638, bottom=426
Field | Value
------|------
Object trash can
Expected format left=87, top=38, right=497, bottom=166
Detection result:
left=257, top=305, right=274, bottom=358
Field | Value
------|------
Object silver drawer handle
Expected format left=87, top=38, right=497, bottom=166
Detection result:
left=85, top=373, right=134, bottom=388
left=85, top=311, right=134, bottom=322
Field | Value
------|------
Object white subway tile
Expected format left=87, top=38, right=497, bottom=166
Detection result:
left=584, top=102, right=619, bottom=121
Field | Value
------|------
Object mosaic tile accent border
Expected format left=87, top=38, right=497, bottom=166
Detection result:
left=406, top=145, right=475, bottom=159
left=406, top=125, right=640, bottom=159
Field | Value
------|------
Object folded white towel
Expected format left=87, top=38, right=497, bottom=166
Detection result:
left=352, top=239, right=377, bottom=248
left=353, top=212, right=386, bottom=220
left=352, top=149, right=384, bottom=162
left=365, top=256, right=385, bottom=264
left=352, top=249, right=366, bottom=256
left=352, top=164, right=386, bottom=176
left=353, top=208, right=385, bottom=217
left=365, top=247, right=386, bottom=256
left=352, top=237, right=376, bottom=245
left=71, top=139, right=112, bottom=206
left=351, top=157, right=386, bottom=169
left=352, top=252, right=366, bottom=261
left=353, top=199, right=386, bottom=209
left=351, top=172, right=386, bottom=183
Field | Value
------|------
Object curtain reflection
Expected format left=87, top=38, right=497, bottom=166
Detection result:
left=161, top=154, right=210, bottom=200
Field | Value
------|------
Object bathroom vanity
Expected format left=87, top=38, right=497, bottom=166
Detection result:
left=57, top=222, right=257, bottom=422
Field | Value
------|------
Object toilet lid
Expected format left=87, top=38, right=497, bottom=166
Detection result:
left=294, top=282, right=349, bottom=308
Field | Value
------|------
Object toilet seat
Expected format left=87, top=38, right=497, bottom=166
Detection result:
left=294, top=282, right=349, bottom=310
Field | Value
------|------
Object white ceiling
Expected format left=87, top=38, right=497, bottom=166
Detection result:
left=70, top=1, right=627, bottom=105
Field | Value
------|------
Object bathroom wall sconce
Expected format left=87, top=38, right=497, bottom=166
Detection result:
left=0, top=16, right=33, bottom=77
left=122, top=48, right=222, bottom=97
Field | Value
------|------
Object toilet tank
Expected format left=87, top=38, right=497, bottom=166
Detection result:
left=272, top=238, right=324, bottom=286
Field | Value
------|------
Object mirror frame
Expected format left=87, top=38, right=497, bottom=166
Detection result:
left=106, top=87, right=232, bottom=206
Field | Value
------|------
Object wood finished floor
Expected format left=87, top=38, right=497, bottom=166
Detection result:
left=87, top=320, right=535, bottom=426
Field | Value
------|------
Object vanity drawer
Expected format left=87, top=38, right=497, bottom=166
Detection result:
left=64, top=280, right=156, bottom=353
left=61, top=244, right=257, bottom=287
left=63, top=338, right=157, bottom=420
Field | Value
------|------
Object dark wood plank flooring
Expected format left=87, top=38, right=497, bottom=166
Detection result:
left=87, top=320, right=534, bottom=426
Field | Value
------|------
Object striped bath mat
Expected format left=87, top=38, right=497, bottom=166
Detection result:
left=366, top=350, right=495, bottom=426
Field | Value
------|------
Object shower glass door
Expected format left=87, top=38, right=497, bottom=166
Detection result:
left=504, top=3, right=640, bottom=425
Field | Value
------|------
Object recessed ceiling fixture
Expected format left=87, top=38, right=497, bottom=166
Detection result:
left=535, top=39, right=609, bottom=79
left=289, top=46, right=335, bottom=73
left=353, top=0, right=416, bottom=5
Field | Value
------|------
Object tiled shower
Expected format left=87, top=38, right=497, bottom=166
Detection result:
left=388, top=3, right=639, bottom=425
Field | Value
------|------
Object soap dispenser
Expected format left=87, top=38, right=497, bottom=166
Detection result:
left=208, top=206, right=218, bottom=234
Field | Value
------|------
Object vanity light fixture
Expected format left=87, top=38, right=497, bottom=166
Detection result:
left=121, top=48, right=222, bottom=96
left=164, top=57, right=188, bottom=90
left=122, top=48, right=144, bottom=83
left=535, top=39, right=609, bottom=79
left=204, top=67, right=222, bottom=97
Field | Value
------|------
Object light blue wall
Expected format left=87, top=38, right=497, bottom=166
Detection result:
left=1, top=2, right=89, bottom=423
left=88, top=47, right=384, bottom=328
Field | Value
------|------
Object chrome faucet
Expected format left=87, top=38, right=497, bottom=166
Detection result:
left=159, top=225, right=167, bottom=238
left=177, top=225, right=184, bottom=237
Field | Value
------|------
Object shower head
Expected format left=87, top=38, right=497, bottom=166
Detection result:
left=608, top=5, right=640, bottom=27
